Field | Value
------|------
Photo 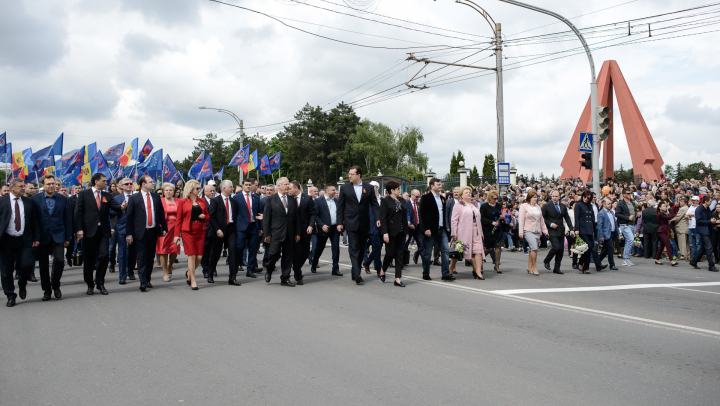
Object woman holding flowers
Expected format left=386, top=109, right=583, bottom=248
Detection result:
left=519, top=190, right=549, bottom=275
left=573, top=190, right=596, bottom=274
left=451, top=186, right=486, bottom=280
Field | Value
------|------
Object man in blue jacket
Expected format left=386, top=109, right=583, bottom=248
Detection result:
left=690, top=195, right=718, bottom=272
left=596, top=197, right=618, bottom=270
left=31, top=175, right=72, bottom=300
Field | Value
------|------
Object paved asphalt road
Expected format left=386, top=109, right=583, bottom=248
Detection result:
left=2, top=243, right=719, bottom=406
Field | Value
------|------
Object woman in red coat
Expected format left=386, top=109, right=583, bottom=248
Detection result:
left=157, top=183, right=181, bottom=281
left=174, top=180, right=209, bottom=290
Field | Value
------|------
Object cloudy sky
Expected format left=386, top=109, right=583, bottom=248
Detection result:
left=1, top=0, right=718, bottom=179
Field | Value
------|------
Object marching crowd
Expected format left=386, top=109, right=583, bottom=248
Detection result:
left=2, top=167, right=719, bottom=307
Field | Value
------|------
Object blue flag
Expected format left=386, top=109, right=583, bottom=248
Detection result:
left=104, top=142, right=125, bottom=162
left=49, top=133, right=63, bottom=156
left=90, top=152, right=112, bottom=179
left=188, top=150, right=206, bottom=178
left=141, top=149, right=162, bottom=173
left=109, top=161, right=122, bottom=180
left=259, top=155, right=271, bottom=175
left=60, top=148, right=79, bottom=171
left=22, top=148, right=33, bottom=168
left=31, top=145, right=55, bottom=171
left=0, top=132, right=6, bottom=154
left=62, top=165, right=82, bottom=188
left=0, top=143, right=12, bottom=164
left=179, top=170, right=185, bottom=181
left=130, top=138, right=139, bottom=160
left=214, top=166, right=224, bottom=181
left=162, top=154, right=178, bottom=183
left=229, top=145, right=250, bottom=167
left=195, top=155, right=213, bottom=180
left=85, top=143, right=97, bottom=163
left=269, top=151, right=282, bottom=171
left=137, top=139, right=153, bottom=164
left=170, top=171, right=182, bottom=185
left=63, top=149, right=85, bottom=175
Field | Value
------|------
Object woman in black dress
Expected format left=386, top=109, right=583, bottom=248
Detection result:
left=480, top=190, right=505, bottom=273
left=379, top=180, right=409, bottom=287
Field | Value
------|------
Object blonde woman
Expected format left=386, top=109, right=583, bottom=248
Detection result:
left=174, top=180, right=209, bottom=290
left=157, top=183, right=180, bottom=281
left=518, top=190, right=549, bottom=275
left=451, top=186, right=486, bottom=279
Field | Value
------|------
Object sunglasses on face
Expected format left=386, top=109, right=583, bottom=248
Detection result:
left=194, top=187, right=201, bottom=190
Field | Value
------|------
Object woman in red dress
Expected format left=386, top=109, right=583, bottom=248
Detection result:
left=174, top=180, right=209, bottom=290
left=157, top=183, right=181, bottom=282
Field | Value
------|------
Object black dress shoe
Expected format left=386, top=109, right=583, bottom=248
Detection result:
left=610, top=266, right=618, bottom=270
left=119, top=279, right=126, bottom=285
left=441, top=275, right=456, bottom=281
left=246, top=272, right=257, bottom=278
left=544, top=261, right=551, bottom=271
left=191, top=286, right=199, bottom=290
left=19, top=287, right=26, bottom=300
left=128, top=275, right=136, bottom=280
left=86, top=286, right=94, bottom=295
left=432, top=259, right=441, bottom=266
left=6, top=296, right=16, bottom=307
left=597, top=264, right=608, bottom=271
left=207, top=275, right=215, bottom=283
left=413, top=252, right=419, bottom=264
left=355, top=276, right=364, bottom=285
left=422, top=275, right=432, bottom=280
left=213, top=271, right=218, bottom=276
left=281, top=280, right=295, bottom=287
left=380, top=274, right=386, bottom=282
left=42, top=292, right=51, bottom=301
left=146, top=282, right=153, bottom=289
left=331, top=271, right=343, bottom=276
left=311, top=266, right=317, bottom=273
left=30, top=276, right=38, bottom=283
left=140, top=283, right=147, bottom=292
left=690, top=262, right=701, bottom=269
left=296, top=280, right=304, bottom=285
left=394, top=280, right=406, bottom=287
left=265, top=271, right=272, bottom=283
left=109, top=265, right=115, bottom=273
left=553, top=270, right=564, bottom=274
left=97, top=285, right=108, bottom=295
left=222, top=249, right=228, bottom=257
left=203, top=271, right=209, bottom=278
left=709, top=267, right=719, bottom=272
left=53, top=288, right=62, bottom=299
left=228, top=279, right=241, bottom=286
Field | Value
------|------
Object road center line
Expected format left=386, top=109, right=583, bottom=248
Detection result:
left=490, top=282, right=720, bottom=295
left=316, top=260, right=720, bottom=337
left=668, top=286, right=720, bottom=295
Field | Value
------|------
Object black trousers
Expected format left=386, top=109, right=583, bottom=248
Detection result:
left=0, top=235, right=33, bottom=298
left=643, top=232, right=659, bottom=259
left=544, top=234, right=565, bottom=270
left=82, top=230, right=110, bottom=287
left=38, top=241, right=65, bottom=293
left=691, top=235, right=715, bottom=269
left=347, top=230, right=369, bottom=280
left=201, top=232, right=214, bottom=273
left=211, top=228, right=238, bottom=280
left=267, top=235, right=294, bottom=281
left=597, top=238, right=616, bottom=267
left=382, top=232, right=405, bottom=279
left=312, top=228, right=340, bottom=272
left=292, top=233, right=312, bottom=281
left=136, top=228, right=158, bottom=284
left=578, top=233, right=594, bottom=270
left=66, top=237, right=74, bottom=265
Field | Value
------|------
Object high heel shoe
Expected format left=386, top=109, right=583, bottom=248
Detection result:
left=495, top=265, right=501, bottom=274
left=394, top=280, right=405, bottom=287
left=671, top=261, right=678, bottom=267
left=191, top=286, right=198, bottom=290
left=527, top=269, right=531, bottom=274
left=380, top=273, right=386, bottom=283
left=472, top=270, right=484, bottom=280
left=186, top=271, right=191, bottom=286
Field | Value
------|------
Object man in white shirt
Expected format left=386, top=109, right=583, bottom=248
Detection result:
left=687, top=196, right=700, bottom=259
left=212, top=180, right=243, bottom=284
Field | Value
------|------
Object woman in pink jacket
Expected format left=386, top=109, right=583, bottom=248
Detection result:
left=519, top=190, right=549, bottom=275
left=451, top=186, right=486, bottom=280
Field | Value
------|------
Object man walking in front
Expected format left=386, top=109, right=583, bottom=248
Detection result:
left=542, top=190, right=574, bottom=274
left=616, top=188, right=638, bottom=266
left=419, top=178, right=452, bottom=281
left=263, top=177, right=300, bottom=286
left=311, top=185, right=342, bottom=276
left=689, top=195, right=718, bottom=272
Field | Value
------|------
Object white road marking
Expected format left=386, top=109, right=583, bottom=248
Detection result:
left=668, top=286, right=720, bottom=295
left=316, top=260, right=720, bottom=337
left=491, top=282, right=720, bottom=295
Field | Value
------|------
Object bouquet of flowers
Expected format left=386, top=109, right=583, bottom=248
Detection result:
left=570, top=235, right=588, bottom=255
left=633, top=235, right=642, bottom=248
left=449, top=240, right=467, bottom=259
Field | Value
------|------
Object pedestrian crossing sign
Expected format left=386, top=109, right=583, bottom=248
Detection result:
left=579, top=132, right=593, bottom=152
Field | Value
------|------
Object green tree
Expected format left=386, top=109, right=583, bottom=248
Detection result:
left=482, top=154, right=496, bottom=180
left=663, top=164, right=676, bottom=182
left=275, top=103, right=329, bottom=184
left=470, top=165, right=479, bottom=179
left=449, top=152, right=458, bottom=177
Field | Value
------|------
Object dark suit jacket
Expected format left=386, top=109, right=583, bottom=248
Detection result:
left=110, top=193, right=131, bottom=235
left=406, top=199, right=421, bottom=227
left=542, top=201, right=573, bottom=237
left=444, top=198, right=456, bottom=232
left=294, top=193, right=316, bottom=232
left=210, top=194, right=240, bottom=234
left=656, top=210, right=673, bottom=235
left=125, top=191, right=167, bottom=241
left=314, top=196, right=338, bottom=237
left=68, top=195, right=77, bottom=233
left=263, top=193, right=300, bottom=242
left=74, top=188, right=123, bottom=238
left=31, top=192, right=72, bottom=245
left=0, top=194, right=40, bottom=246
left=641, top=207, right=659, bottom=234
left=379, top=196, right=408, bottom=237
left=336, top=182, right=380, bottom=232
left=573, top=201, right=596, bottom=235
left=419, top=192, right=446, bottom=236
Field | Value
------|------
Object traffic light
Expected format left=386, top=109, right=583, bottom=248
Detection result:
left=581, top=152, right=592, bottom=170
left=597, top=106, right=612, bottom=140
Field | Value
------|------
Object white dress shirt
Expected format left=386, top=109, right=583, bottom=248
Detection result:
left=353, top=183, right=363, bottom=202
left=224, top=194, right=235, bottom=223
left=433, top=191, right=443, bottom=228
left=141, top=191, right=156, bottom=228
left=6, top=193, right=25, bottom=237
left=327, top=197, right=337, bottom=225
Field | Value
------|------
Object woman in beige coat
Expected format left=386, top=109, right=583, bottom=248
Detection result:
left=672, top=196, right=690, bottom=260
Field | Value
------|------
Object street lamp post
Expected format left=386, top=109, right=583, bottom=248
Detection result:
left=199, top=106, right=245, bottom=185
left=496, top=0, right=600, bottom=196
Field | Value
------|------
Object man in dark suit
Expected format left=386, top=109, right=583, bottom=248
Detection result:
left=259, top=184, right=274, bottom=270
left=312, top=185, right=342, bottom=276
left=263, top=177, right=300, bottom=286
left=0, top=178, right=40, bottom=307
left=111, top=177, right=136, bottom=284
left=125, top=175, right=167, bottom=292
left=65, top=183, right=82, bottom=267
left=200, top=184, right=216, bottom=278
left=289, top=181, right=316, bottom=285
left=542, top=190, right=575, bottom=274
left=75, top=173, right=125, bottom=295
left=31, top=174, right=72, bottom=301
left=642, top=202, right=659, bottom=259
left=419, top=178, right=452, bottom=281
left=363, top=181, right=383, bottom=274
left=336, top=166, right=380, bottom=285
left=210, top=180, right=240, bottom=284
left=406, top=189, right=425, bottom=265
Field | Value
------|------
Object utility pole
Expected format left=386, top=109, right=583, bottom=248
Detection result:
left=198, top=107, right=245, bottom=185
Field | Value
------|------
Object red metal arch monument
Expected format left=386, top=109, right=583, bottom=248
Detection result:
left=560, top=60, right=664, bottom=182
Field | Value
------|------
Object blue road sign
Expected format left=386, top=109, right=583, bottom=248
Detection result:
left=497, top=162, right=510, bottom=185
left=579, top=132, right=593, bottom=153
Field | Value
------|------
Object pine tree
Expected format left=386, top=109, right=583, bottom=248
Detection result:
left=456, top=150, right=466, bottom=168
left=470, top=165, right=479, bottom=179
left=449, top=152, right=458, bottom=177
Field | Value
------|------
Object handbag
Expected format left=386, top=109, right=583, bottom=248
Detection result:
left=72, top=248, right=84, bottom=267
left=448, top=246, right=462, bottom=259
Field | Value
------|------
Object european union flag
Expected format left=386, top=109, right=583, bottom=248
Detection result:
left=259, top=155, right=272, bottom=175
left=0, top=143, right=12, bottom=164
left=104, top=142, right=125, bottom=162
left=142, top=149, right=162, bottom=172
left=62, top=166, right=81, bottom=188
left=195, top=155, right=212, bottom=180
left=269, top=152, right=281, bottom=171
left=137, top=140, right=153, bottom=164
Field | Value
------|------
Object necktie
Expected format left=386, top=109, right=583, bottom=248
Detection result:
left=226, top=197, right=231, bottom=223
left=555, top=203, right=560, bottom=213
left=282, top=194, right=288, bottom=209
left=245, top=194, right=251, bottom=223
left=413, top=202, right=419, bottom=224
left=14, top=198, right=21, bottom=232
left=95, top=191, right=101, bottom=209
left=146, top=193, right=153, bottom=227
